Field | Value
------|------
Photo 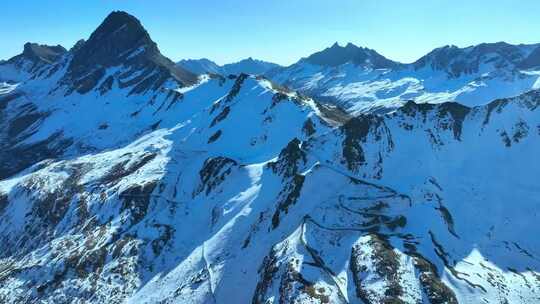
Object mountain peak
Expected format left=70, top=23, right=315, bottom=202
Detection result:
left=61, top=10, right=197, bottom=94
left=92, top=11, right=151, bottom=45
left=414, top=42, right=535, bottom=77
left=304, top=42, right=399, bottom=69
left=72, top=10, right=156, bottom=65
left=10, top=42, right=66, bottom=64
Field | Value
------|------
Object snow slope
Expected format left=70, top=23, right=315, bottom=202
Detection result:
left=269, top=42, right=540, bottom=114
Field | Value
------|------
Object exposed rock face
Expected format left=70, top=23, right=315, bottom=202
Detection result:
left=61, top=11, right=197, bottom=94
left=413, top=42, right=533, bottom=77
left=304, top=42, right=400, bottom=69
left=195, top=157, right=238, bottom=196
left=269, top=138, right=307, bottom=178
left=0, top=90, right=71, bottom=179
left=15, top=43, right=67, bottom=65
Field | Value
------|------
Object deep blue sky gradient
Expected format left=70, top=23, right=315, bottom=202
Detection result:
left=1, top=0, right=539, bottom=65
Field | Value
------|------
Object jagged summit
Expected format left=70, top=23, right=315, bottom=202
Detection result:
left=413, top=41, right=540, bottom=77
left=303, top=42, right=400, bottom=69
left=5, top=42, right=66, bottom=66
left=19, top=43, right=66, bottom=64
left=70, top=10, right=156, bottom=68
left=0, top=42, right=67, bottom=81
left=61, top=10, right=197, bottom=94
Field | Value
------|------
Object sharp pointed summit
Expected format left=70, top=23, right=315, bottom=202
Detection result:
left=62, top=11, right=197, bottom=94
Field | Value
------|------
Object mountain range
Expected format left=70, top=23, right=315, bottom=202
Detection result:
left=1, top=11, right=539, bottom=304
left=269, top=41, right=540, bottom=114
left=176, top=41, right=540, bottom=115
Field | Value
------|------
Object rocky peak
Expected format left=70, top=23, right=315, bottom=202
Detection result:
left=6, top=42, right=66, bottom=65
left=62, top=11, right=197, bottom=94
left=21, top=43, right=66, bottom=64
left=304, top=42, right=399, bottom=69
left=414, top=42, right=532, bottom=77
left=69, top=39, right=86, bottom=52
left=70, top=11, right=156, bottom=68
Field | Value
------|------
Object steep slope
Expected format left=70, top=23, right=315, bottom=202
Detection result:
left=304, top=42, right=401, bottom=69
left=177, top=58, right=223, bottom=75
left=269, top=42, right=540, bottom=114
left=59, top=11, right=197, bottom=95
left=0, top=11, right=197, bottom=179
left=0, top=69, right=335, bottom=303
left=0, top=43, right=67, bottom=82
left=2, top=72, right=539, bottom=303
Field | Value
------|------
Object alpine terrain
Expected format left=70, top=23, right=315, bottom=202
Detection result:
left=269, top=42, right=540, bottom=114
left=0, top=11, right=539, bottom=304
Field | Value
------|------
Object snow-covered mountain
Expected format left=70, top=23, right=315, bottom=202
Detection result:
left=176, top=58, right=223, bottom=75
left=269, top=42, right=540, bottom=114
left=0, top=42, right=67, bottom=82
left=178, top=57, right=281, bottom=76
left=1, top=11, right=539, bottom=304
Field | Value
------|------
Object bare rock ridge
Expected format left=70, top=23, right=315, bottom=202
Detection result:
left=17, top=43, right=67, bottom=64
left=303, top=42, right=400, bottom=68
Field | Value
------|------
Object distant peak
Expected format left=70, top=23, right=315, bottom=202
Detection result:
left=88, top=11, right=152, bottom=47
left=62, top=11, right=197, bottom=94
left=19, top=42, right=66, bottom=64
left=101, top=11, right=141, bottom=31
left=305, top=42, right=398, bottom=69
left=414, top=41, right=534, bottom=77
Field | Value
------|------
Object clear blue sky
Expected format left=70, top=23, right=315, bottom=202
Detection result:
left=1, top=0, right=539, bottom=65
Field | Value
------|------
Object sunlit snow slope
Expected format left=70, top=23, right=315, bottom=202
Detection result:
left=269, top=42, right=540, bottom=114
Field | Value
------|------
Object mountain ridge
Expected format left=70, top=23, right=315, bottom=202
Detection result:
left=177, top=57, right=281, bottom=76
left=269, top=41, right=540, bottom=114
